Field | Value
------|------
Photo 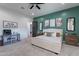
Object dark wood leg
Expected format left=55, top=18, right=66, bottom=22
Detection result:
left=54, top=53, right=58, bottom=55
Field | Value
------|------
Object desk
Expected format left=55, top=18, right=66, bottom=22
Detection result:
left=0, top=36, right=3, bottom=46
left=3, top=34, right=20, bottom=45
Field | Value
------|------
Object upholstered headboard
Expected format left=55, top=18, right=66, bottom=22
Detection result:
left=43, top=29, right=63, bottom=33
left=43, top=29, right=63, bottom=37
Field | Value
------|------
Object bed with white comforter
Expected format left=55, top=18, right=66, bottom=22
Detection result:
left=31, top=29, right=63, bottom=54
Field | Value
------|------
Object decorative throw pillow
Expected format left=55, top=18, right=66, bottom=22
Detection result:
left=44, top=32, right=47, bottom=36
left=46, top=32, right=51, bottom=37
left=51, top=32, right=56, bottom=37
left=56, top=32, right=60, bottom=37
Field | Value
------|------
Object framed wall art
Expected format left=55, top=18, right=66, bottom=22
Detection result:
left=39, top=22, right=43, bottom=31
left=44, top=20, right=50, bottom=28
left=3, top=21, right=18, bottom=28
left=56, top=18, right=62, bottom=27
left=67, top=17, right=75, bottom=31
left=50, top=19, right=55, bottom=27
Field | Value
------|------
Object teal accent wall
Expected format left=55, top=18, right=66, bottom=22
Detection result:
left=33, top=6, right=79, bottom=40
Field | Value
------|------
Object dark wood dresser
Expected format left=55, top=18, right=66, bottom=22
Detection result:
left=65, top=35, right=78, bottom=46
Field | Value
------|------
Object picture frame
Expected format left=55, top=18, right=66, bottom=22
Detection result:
left=3, top=21, right=10, bottom=28
left=39, top=22, right=43, bottom=31
left=56, top=18, right=62, bottom=27
left=11, top=22, right=18, bottom=28
left=3, top=21, right=18, bottom=28
left=67, top=17, right=75, bottom=31
left=49, top=19, right=55, bottom=27
left=44, top=20, right=50, bottom=28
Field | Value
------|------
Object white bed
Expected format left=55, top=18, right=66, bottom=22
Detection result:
left=31, top=29, right=63, bottom=54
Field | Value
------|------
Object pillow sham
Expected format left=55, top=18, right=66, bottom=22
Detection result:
left=44, top=32, right=55, bottom=37
left=56, top=32, right=60, bottom=37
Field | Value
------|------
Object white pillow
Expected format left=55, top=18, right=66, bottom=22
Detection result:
left=51, top=32, right=56, bottom=37
left=44, top=32, right=47, bottom=36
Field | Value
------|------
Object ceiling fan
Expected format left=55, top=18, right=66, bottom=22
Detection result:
left=29, top=3, right=44, bottom=10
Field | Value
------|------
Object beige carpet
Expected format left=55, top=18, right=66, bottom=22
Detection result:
left=0, top=37, right=79, bottom=56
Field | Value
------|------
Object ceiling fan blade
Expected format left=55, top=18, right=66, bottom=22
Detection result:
left=36, top=5, right=40, bottom=9
left=30, top=3, right=44, bottom=4
left=36, top=3, right=45, bottom=4
left=30, top=5, right=34, bottom=9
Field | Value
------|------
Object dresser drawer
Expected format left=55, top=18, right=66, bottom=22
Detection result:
left=65, top=35, right=78, bottom=45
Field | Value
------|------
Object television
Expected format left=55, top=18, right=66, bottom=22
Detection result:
left=3, top=29, right=11, bottom=35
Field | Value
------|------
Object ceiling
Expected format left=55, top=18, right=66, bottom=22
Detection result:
left=0, top=3, right=79, bottom=18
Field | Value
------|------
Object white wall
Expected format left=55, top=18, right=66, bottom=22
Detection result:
left=0, top=6, right=33, bottom=40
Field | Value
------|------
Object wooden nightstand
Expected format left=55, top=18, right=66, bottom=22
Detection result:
left=65, top=35, right=78, bottom=45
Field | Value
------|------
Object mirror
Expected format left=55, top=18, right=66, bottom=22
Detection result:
left=67, top=17, right=75, bottom=31
left=40, top=22, right=43, bottom=31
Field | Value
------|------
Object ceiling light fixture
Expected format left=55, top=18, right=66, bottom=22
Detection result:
left=32, top=13, right=34, bottom=15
